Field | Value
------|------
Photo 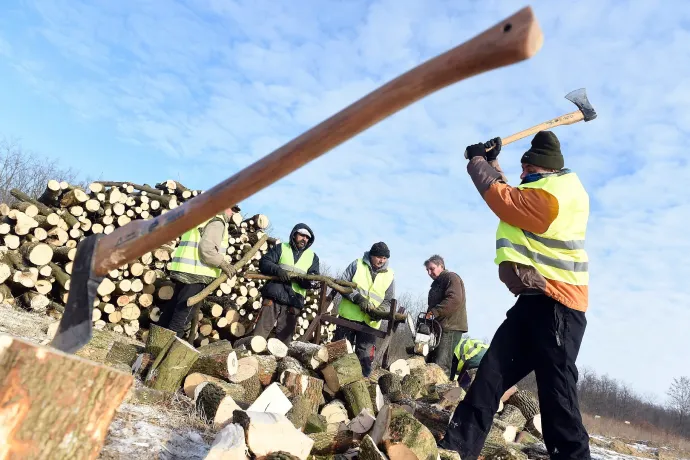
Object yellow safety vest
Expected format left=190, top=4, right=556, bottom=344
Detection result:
left=170, top=216, right=229, bottom=279
left=338, top=258, right=394, bottom=328
left=454, top=338, right=488, bottom=373
left=495, top=172, right=589, bottom=286
left=277, top=242, right=315, bottom=297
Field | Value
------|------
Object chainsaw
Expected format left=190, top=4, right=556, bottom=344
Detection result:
left=411, top=312, right=443, bottom=354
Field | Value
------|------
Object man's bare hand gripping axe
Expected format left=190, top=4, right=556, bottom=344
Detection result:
left=51, top=7, right=545, bottom=354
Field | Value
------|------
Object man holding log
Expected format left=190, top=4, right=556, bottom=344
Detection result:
left=335, top=242, right=395, bottom=377
left=439, top=132, right=591, bottom=459
left=424, top=254, right=468, bottom=378
left=158, top=205, right=241, bottom=336
left=252, top=223, right=320, bottom=344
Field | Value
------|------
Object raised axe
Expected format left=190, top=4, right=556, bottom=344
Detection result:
left=50, top=6, right=544, bottom=354
left=465, top=87, right=597, bottom=157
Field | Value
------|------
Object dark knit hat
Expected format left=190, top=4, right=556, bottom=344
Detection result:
left=521, top=131, right=564, bottom=170
left=369, top=242, right=390, bottom=258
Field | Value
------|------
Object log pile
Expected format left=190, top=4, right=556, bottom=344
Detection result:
left=90, top=325, right=546, bottom=460
left=0, top=178, right=337, bottom=345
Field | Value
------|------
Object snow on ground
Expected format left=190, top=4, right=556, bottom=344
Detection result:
left=99, top=401, right=214, bottom=460
left=1, top=302, right=689, bottom=459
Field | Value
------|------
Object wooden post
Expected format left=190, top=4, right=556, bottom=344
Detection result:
left=0, top=335, right=132, bottom=460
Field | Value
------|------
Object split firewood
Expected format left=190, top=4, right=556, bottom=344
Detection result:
left=254, top=354, right=279, bottom=386
left=498, top=403, right=527, bottom=429
left=320, top=400, right=349, bottom=425
left=144, top=336, right=199, bottom=393
left=287, top=340, right=329, bottom=369
left=205, top=424, right=249, bottom=460
left=506, top=389, right=540, bottom=420
left=0, top=335, right=132, bottom=460
left=267, top=338, right=289, bottom=358
left=233, top=410, right=314, bottom=460
left=342, top=379, right=375, bottom=417
left=183, top=373, right=246, bottom=401
left=346, top=408, right=376, bottom=435
left=370, top=404, right=438, bottom=460
left=247, top=382, right=293, bottom=415
left=388, top=358, right=410, bottom=378
left=188, top=340, right=238, bottom=380
left=307, top=430, right=358, bottom=456
left=322, top=353, right=363, bottom=393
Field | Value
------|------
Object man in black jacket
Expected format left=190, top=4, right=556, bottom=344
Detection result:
left=252, top=223, right=319, bottom=344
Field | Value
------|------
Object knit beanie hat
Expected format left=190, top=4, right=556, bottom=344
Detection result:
left=520, top=131, right=564, bottom=170
left=369, top=242, right=390, bottom=258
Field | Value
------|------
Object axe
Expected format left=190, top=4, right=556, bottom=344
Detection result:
left=465, top=87, right=597, bottom=157
left=50, top=7, right=544, bottom=353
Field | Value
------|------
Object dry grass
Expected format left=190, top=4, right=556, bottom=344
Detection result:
left=583, top=413, right=690, bottom=455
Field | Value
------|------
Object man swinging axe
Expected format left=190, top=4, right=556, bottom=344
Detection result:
left=439, top=97, right=597, bottom=459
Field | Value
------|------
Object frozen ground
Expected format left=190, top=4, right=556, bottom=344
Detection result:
left=1, top=302, right=688, bottom=460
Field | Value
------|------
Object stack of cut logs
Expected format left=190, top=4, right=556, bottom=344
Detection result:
left=0, top=179, right=336, bottom=345
left=69, top=326, right=545, bottom=460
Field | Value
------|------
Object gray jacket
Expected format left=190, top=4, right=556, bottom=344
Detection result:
left=171, top=214, right=228, bottom=285
left=341, top=251, right=395, bottom=311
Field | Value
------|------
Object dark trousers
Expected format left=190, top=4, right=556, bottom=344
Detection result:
left=334, top=326, right=376, bottom=377
left=157, top=282, right=205, bottom=337
left=428, top=329, right=465, bottom=379
left=253, top=299, right=298, bottom=344
left=438, top=294, right=590, bottom=460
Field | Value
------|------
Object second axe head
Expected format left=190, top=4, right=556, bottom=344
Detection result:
left=465, top=87, right=598, bottom=158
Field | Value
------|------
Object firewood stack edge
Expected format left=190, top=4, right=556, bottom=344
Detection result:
left=0, top=178, right=336, bottom=345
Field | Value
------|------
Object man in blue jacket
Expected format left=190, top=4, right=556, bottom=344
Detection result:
left=252, top=223, right=320, bottom=344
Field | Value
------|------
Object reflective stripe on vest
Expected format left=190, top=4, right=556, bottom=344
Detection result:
left=170, top=216, right=229, bottom=278
left=277, top=242, right=315, bottom=297
left=495, top=172, right=590, bottom=286
left=338, top=258, right=394, bottom=328
left=453, top=338, right=488, bottom=372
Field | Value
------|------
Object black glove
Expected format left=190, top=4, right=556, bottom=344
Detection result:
left=484, top=137, right=502, bottom=161
left=463, top=142, right=486, bottom=160
left=275, top=267, right=291, bottom=283
left=353, top=293, right=369, bottom=309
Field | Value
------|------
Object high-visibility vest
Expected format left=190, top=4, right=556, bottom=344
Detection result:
left=170, top=216, right=229, bottom=278
left=277, top=242, right=315, bottom=297
left=338, top=258, right=394, bottom=328
left=495, top=172, right=589, bottom=286
left=454, top=338, right=488, bottom=372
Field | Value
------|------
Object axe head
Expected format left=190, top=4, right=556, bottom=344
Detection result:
left=49, top=234, right=104, bottom=353
left=565, top=88, right=597, bottom=122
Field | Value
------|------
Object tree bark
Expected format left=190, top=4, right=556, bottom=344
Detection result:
left=287, top=340, right=329, bottom=369
left=370, top=404, right=438, bottom=460
left=342, top=379, right=375, bottom=418
left=322, top=353, right=363, bottom=393
left=144, top=324, right=177, bottom=359
left=0, top=335, right=132, bottom=460
left=188, top=340, right=238, bottom=380
left=145, top=336, right=199, bottom=393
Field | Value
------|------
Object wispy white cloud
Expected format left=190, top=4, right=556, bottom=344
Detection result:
left=1, top=0, right=690, bottom=400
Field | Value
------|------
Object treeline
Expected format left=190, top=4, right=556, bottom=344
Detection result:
left=518, top=369, right=690, bottom=439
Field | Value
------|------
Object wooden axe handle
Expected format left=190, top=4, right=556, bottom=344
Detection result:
left=92, top=7, right=543, bottom=276
left=488, top=109, right=584, bottom=151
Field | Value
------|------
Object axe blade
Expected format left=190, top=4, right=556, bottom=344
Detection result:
left=49, top=234, right=105, bottom=353
left=565, top=88, right=597, bottom=121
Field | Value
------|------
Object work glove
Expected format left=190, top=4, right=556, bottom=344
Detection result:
left=275, top=267, right=292, bottom=283
left=484, top=137, right=502, bottom=161
left=353, top=293, right=370, bottom=311
left=463, top=142, right=487, bottom=160
left=219, top=261, right=237, bottom=279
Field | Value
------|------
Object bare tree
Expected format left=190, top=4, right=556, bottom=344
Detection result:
left=0, top=137, right=86, bottom=204
left=668, top=376, right=690, bottom=432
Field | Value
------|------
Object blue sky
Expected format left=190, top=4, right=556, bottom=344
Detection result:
left=1, top=0, right=689, bottom=401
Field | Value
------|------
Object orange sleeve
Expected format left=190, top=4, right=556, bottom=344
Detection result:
left=483, top=183, right=559, bottom=234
